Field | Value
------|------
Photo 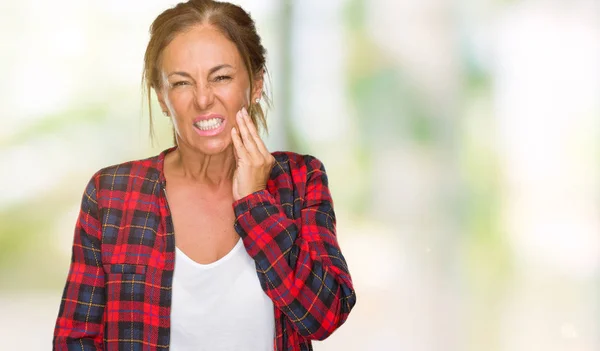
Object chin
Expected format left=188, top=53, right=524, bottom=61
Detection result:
left=195, top=138, right=232, bottom=155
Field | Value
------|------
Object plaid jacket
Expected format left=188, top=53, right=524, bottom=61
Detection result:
left=53, top=147, right=356, bottom=351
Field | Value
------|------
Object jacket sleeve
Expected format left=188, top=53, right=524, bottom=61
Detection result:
left=233, top=155, right=356, bottom=340
left=53, top=176, right=105, bottom=350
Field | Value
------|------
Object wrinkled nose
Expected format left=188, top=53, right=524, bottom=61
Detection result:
left=194, top=83, right=215, bottom=110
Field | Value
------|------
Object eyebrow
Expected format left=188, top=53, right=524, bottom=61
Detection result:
left=167, top=64, right=233, bottom=78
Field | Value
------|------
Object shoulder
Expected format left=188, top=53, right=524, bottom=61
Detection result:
left=271, top=151, right=326, bottom=170
left=88, top=152, right=164, bottom=192
left=269, top=151, right=333, bottom=205
left=270, top=151, right=329, bottom=185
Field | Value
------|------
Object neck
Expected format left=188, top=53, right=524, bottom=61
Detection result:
left=167, top=144, right=236, bottom=189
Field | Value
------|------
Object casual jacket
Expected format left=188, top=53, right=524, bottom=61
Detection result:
left=53, top=147, right=356, bottom=351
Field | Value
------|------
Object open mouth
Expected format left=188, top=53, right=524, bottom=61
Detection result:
left=194, top=117, right=224, bottom=131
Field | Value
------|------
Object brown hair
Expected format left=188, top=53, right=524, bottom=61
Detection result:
left=142, top=0, right=270, bottom=141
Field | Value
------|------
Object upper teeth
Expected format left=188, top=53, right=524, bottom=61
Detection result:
left=195, top=118, right=223, bottom=130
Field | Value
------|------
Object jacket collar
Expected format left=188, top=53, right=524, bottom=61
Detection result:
left=156, top=146, right=177, bottom=185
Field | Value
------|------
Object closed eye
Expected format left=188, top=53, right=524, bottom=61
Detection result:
left=214, top=75, right=232, bottom=82
left=171, top=81, right=190, bottom=87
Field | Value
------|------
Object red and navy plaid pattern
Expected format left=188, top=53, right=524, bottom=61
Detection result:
left=53, top=147, right=356, bottom=351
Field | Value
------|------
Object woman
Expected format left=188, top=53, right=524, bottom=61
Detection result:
left=53, top=1, right=356, bottom=350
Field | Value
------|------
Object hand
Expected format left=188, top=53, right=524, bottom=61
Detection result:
left=231, top=107, right=275, bottom=201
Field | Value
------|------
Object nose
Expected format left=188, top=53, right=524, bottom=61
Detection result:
left=194, top=82, right=215, bottom=110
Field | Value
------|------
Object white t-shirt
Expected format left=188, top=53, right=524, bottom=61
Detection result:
left=170, top=238, right=275, bottom=351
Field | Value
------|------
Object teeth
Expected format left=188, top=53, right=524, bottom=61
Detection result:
left=195, top=118, right=223, bottom=131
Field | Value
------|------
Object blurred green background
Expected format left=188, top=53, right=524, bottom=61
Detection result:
left=1, top=0, right=599, bottom=350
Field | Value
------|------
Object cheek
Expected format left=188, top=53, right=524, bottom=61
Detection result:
left=166, top=90, right=193, bottom=110
left=165, top=92, right=198, bottom=123
left=216, top=86, right=249, bottom=111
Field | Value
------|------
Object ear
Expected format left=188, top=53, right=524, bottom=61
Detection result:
left=155, top=88, right=170, bottom=117
left=251, top=70, right=264, bottom=102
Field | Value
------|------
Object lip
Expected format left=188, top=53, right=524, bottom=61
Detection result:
left=192, top=114, right=227, bottom=137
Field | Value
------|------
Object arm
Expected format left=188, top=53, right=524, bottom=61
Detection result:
left=53, top=177, right=105, bottom=350
left=233, top=156, right=356, bottom=340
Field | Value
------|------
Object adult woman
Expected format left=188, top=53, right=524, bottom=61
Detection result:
left=53, top=1, right=356, bottom=350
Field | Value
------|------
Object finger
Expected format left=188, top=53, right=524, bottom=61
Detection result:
left=236, top=109, right=261, bottom=160
left=232, top=133, right=239, bottom=160
left=242, top=107, right=271, bottom=158
left=231, top=126, right=249, bottom=161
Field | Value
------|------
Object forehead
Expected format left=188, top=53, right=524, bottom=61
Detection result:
left=161, top=24, right=242, bottom=72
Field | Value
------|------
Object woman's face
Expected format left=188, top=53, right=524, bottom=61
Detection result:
left=157, top=24, right=261, bottom=155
